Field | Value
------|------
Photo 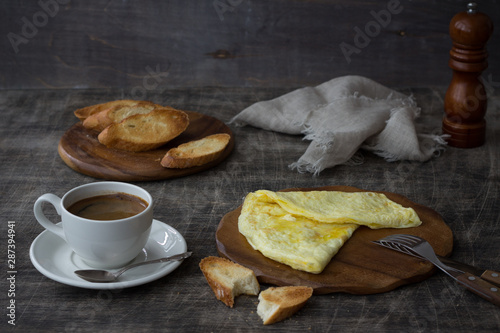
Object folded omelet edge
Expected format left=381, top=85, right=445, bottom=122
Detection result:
left=238, top=191, right=359, bottom=274
left=255, top=190, right=422, bottom=229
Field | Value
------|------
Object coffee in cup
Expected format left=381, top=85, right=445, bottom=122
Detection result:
left=67, top=192, right=148, bottom=221
left=33, top=181, right=153, bottom=269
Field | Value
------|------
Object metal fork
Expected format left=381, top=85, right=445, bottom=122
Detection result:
left=374, top=234, right=459, bottom=278
left=374, top=234, right=500, bottom=307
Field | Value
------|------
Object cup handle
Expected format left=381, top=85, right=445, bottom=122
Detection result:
left=33, top=193, right=66, bottom=241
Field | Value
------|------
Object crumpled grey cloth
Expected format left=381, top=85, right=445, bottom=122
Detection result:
left=229, top=75, right=447, bottom=175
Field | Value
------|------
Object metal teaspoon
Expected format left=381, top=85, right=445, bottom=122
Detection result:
left=74, top=251, right=192, bottom=283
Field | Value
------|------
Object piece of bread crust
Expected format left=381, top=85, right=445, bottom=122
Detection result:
left=257, top=286, right=313, bottom=325
left=199, top=256, right=260, bottom=308
left=97, top=107, right=189, bottom=152
left=161, top=133, right=231, bottom=168
left=74, top=99, right=140, bottom=121
left=82, top=101, right=162, bottom=132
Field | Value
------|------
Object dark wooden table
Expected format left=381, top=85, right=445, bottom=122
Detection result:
left=1, top=87, right=499, bottom=332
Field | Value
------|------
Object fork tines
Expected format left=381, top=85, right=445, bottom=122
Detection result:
left=378, top=234, right=424, bottom=244
left=373, top=234, right=426, bottom=260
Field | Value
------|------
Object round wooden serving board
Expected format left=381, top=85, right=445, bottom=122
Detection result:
left=58, top=111, right=234, bottom=181
left=216, top=186, right=453, bottom=295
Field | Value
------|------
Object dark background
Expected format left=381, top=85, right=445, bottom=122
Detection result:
left=2, top=1, right=500, bottom=332
left=2, top=0, right=499, bottom=91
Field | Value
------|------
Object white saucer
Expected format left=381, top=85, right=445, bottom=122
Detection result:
left=30, top=219, right=187, bottom=289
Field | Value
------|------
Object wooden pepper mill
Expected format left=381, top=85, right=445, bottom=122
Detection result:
left=443, top=2, right=494, bottom=148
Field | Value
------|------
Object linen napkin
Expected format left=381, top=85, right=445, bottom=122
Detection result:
left=229, top=75, right=447, bottom=175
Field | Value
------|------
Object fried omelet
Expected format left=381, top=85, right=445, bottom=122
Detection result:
left=238, top=190, right=421, bottom=274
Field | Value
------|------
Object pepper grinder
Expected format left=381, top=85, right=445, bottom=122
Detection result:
left=443, top=2, right=493, bottom=148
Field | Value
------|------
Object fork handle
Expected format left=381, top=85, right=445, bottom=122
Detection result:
left=456, top=272, right=500, bottom=307
left=480, top=270, right=500, bottom=287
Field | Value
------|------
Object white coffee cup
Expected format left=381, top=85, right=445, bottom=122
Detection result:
left=33, top=181, right=153, bottom=269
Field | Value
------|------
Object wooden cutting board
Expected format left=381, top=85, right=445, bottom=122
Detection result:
left=58, top=111, right=234, bottom=181
left=216, top=186, right=453, bottom=295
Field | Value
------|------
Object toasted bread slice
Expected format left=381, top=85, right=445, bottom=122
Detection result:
left=74, top=99, right=140, bottom=121
left=199, top=256, right=260, bottom=308
left=257, top=286, right=313, bottom=325
left=82, top=101, right=162, bottom=132
left=97, top=107, right=189, bottom=152
left=161, top=133, right=231, bottom=168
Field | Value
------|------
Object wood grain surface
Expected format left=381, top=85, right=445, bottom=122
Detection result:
left=58, top=111, right=234, bottom=181
left=216, top=186, right=453, bottom=295
left=2, top=1, right=499, bottom=90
